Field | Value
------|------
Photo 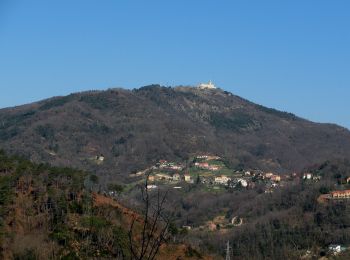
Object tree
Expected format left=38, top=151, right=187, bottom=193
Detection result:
left=128, top=172, right=172, bottom=260
left=195, top=174, right=201, bottom=185
left=107, top=183, right=124, bottom=196
left=90, top=174, right=99, bottom=184
left=168, top=222, right=178, bottom=243
left=319, top=186, right=330, bottom=194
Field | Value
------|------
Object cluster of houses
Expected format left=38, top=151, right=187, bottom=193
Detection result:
left=213, top=175, right=248, bottom=187
left=264, top=172, right=281, bottom=182
left=158, top=160, right=184, bottom=171
left=196, top=155, right=221, bottom=160
left=194, top=162, right=220, bottom=171
left=214, top=175, right=231, bottom=185
left=148, top=172, right=181, bottom=182
left=131, top=160, right=184, bottom=177
left=140, top=156, right=289, bottom=191
left=328, top=244, right=347, bottom=255
left=148, top=172, right=197, bottom=184
left=147, top=171, right=253, bottom=189
left=318, top=189, right=350, bottom=203
left=302, top=172, right=322, bottom=181
left=331, top=189, right=350, bottom=199
left=132, top=155, right=335, bottom=195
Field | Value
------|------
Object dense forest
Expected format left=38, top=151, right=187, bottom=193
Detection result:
left=1, top=86, right=350, bottom=259
left=4, top=147, right=350, bottom=259
left=0, top=151, right=213, bottom=259
left=154, top=160, right=350, bottom=259
left=1, top=86, right=350, bottom=180
left=0, top=150, right=132, bottom=258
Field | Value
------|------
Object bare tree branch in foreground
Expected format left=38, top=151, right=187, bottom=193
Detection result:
left=128, top=172, right=171, bottom=260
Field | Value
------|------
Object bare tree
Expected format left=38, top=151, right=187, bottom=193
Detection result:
left=128, top=172, right=171, bottom=260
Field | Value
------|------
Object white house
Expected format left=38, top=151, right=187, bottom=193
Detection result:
left=196, top=155, right=209, bottom=159
left=265, top=173, right=274, bottom=179
left=182, top=225, right=192, bottom=230
left=95, top=155, right=105, bottom=161
left=155, top=173, right=172, bottom=180
left=328, top=244, right=345, bottom=254
left=214, top=175, right=231, bottom=185
left=170, top=165, right=183, bottom=170
left=172, top=173, right=181, bottom=181
left=303, top=173, right=313, bottom=180
left=237, top=179, right=248, bottom=187
left=184, top=175, right=193, bottom=183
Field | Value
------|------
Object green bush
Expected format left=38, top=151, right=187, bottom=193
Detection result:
left=113, top=226, right=131, bottom=259
left=107, top=183, right=124, bottom=194
left=50, top=228, right=72, bottom=246
left=69, top=201, right=84, bottom=214
left=319, top=186, right=330, bottom=194
left=81, top=216, right=109, bottom=230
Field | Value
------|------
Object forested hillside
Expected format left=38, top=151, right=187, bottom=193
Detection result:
left=0, top=85, right=350, bottom=182
left=1, top=85, right=350, bottom=259
left=164, top=159, right=350, bottom=259
left=0, top=151, right=212, bottom=259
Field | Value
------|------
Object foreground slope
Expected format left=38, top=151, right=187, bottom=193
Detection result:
left=0, top=151, right=213, bottom=259
left=0, top=85, right=349, bottom=180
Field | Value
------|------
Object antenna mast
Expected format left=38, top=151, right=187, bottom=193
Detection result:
left=225, top=241, right=231, bottom=260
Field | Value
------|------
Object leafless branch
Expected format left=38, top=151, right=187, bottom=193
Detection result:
left=128, top=170, right=172, bottom=260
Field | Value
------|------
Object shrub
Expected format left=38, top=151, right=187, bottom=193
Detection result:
left=81, top=216, right=109, bottom=230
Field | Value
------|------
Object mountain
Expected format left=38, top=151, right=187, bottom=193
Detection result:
left=0, top=85, right=350, bottom=181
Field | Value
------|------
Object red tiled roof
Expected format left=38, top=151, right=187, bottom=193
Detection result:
left=331, top=190, right=350, bottom=195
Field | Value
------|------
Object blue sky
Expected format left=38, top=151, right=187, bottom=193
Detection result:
left=0, top=0, right=349, bottom=128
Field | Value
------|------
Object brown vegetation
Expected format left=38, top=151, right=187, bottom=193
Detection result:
left=1, top=86, right=350, bottom=183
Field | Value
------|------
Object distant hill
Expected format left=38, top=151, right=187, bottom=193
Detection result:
left=1, top=85, right=350, bottom=181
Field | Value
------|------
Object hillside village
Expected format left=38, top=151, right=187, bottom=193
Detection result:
left=127, top=154, right=350, bottom=215
left=124, top=154, right=350, bottom=257
left=128, top=154, right=326, bottom=194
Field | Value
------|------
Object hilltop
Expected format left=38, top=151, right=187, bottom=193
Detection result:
left=1, top=85, right=350, bottom=181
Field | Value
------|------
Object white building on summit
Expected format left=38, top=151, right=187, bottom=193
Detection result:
left=198, top=80, right=216, bottom=89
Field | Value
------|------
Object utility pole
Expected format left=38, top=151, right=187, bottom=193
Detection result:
left=225, top=241, right=231, bottom=260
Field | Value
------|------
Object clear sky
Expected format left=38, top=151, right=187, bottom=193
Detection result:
left=0, top=0, right=349, bottom=128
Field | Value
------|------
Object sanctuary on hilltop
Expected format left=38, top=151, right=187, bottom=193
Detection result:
left=198, top=80, right=216, bottom=89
